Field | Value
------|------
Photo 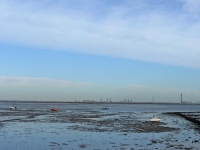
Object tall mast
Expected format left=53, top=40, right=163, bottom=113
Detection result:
left=152, top=97, right=154, bottom=117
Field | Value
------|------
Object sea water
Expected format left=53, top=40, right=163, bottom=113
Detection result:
left=1, top=101, right=200, bottom=113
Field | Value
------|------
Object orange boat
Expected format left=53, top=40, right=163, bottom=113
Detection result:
left=50, top=108, right=58, bottom=111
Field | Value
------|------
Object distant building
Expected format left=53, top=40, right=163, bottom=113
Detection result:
left=180, top=93, right=182, bottom=103
left=180, top=93, right=191, bottom=104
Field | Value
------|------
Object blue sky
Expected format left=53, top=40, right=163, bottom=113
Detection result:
left=1, top=0, right=200, bottom=102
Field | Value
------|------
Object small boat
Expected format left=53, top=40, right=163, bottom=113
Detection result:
left=50, top=108, right=58, bottom=111
left=150, top=97, right=161, bottom=122
left=10, top=106, right=17, bottom=110
left=151, top=116, right=161, bottom=122
left=10, top=101, right=17, bottom=110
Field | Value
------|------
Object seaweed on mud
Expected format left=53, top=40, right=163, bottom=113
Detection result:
left=79, top=144, right=86, bottom=148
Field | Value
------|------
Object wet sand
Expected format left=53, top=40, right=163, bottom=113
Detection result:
left=0, top=107, right=200, bottom=150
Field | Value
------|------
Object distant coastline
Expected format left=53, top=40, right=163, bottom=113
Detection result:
left=0, top=100, right=199, bottom=105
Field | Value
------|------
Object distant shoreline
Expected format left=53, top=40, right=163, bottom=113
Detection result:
left=0, top=100, right=199, bottom=105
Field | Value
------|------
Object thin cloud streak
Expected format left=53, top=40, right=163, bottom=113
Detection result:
left=0, top=76, right=97, bottom=101
left=0, top=76, right=93, bottom=88
left=180, top=0, right=200, bottom=12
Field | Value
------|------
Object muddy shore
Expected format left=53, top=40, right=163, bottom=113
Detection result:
left=0, top=105, right=200, bottom=149
left=170, top=112, right=200, bottom=126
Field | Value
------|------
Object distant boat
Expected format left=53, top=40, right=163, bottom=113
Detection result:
left=150, top=116, right=161, bottom=122
left=10, top=101, right=17, bottom=110
left=101, top=107, right=109, bottom=110
left=10, top=106, right=17, bottom=110
left=50, top=108, right=58, bottom=111
left=150, top=97, right=161, bottom=122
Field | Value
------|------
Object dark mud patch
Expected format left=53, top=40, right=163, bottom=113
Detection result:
left=79, top=143, right=87, bottom=148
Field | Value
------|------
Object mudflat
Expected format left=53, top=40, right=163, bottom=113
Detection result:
left=0, top=105, right=200, bottom=150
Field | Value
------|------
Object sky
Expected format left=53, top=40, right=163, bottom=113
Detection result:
left=1, top=0, right=200, bottom=102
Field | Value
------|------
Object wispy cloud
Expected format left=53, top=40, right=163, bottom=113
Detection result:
left=180, top=0, right=200, bottom=12
left=0, top=76, right=96, bottom=100
left=1, top=0, right=200, bottom=68
left=0, top=76, right=93, bottom=88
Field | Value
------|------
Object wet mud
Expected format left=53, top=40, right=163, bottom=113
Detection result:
left=0, top=107, right=200, bottom=150
left=171, top=112, right=200, bottom=126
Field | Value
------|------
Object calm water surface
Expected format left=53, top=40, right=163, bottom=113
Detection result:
left=0, top=101, right=199, bottom=112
